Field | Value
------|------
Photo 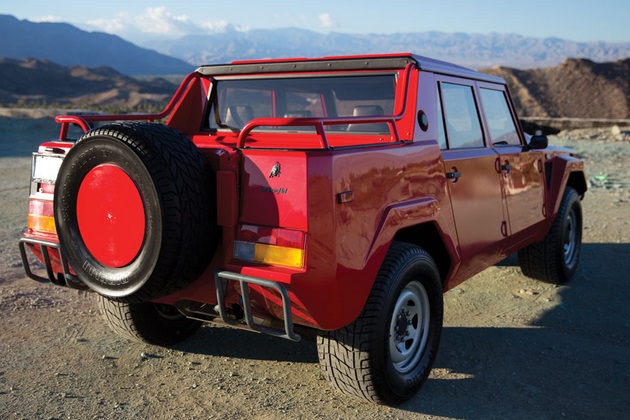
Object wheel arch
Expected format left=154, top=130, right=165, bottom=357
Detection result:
left=567, top=170, right=587, bottom=198
left=392, top=222, right=452, bottom=287
left=546, top=155, right=586, bottom=218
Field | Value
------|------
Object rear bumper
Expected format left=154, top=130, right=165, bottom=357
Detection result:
left=18, top=238, right=301, bottom=341
left=213, top=270, right=301, bottom=342
left=18, top=237, right=86, bottom=290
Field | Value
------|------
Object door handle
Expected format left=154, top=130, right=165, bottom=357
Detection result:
left=446, top=171, right=461, bottom=180
left=501, top=164, right=512, bottom=171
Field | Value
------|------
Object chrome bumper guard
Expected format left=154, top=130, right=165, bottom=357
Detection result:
left=18, top=237, right=86, bottom=290
left=214, top=270, right=301, bottom=342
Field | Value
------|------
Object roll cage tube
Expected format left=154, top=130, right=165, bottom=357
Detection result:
left=236, top=63, right=415, bottom=149
left=54, top=72, right=202, bottom=140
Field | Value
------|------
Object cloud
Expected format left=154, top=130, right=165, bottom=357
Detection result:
left=200, top=20, right=230, bottom=33
left=135, top=6, right=193, bottom=36
left=85, top=7, right=250, bottom=40
left=32, top=15, right=65, bottom=23
left=200, top=20, right=250, bottom=33
left=87, top=16, right=126, bottom=34
left=318, top=13, right=336, bottom=29
left=84, top=7, right=211, bottom=42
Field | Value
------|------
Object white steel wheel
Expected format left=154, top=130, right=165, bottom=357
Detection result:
left=563, top=208, right=578, bottom=269
left=389, top=280, right=430, bottom=374
left=317, top=242, right=443, bottom=405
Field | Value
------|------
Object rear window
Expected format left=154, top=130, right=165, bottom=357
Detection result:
left=207, top=74, right=396, bottom=133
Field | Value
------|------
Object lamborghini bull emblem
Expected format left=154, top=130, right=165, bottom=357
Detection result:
left=269, top=162, right=281, bottom=178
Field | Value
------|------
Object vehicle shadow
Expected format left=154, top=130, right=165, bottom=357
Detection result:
left=403, top=242, right=630, bottom=418
left=172, top=243, right=629, bottom=418
left=172, top=325, right=318, bottom=364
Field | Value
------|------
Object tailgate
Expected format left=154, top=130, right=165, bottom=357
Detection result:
left=239, top=150, right=308, bottom=231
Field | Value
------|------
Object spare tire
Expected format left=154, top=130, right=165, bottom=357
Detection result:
left=54, top=122, right=217, bottom=303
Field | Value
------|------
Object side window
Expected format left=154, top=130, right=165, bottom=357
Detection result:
left=440, top=83, right=484, bottom=148
left=480, top=88, right=521, bottom=146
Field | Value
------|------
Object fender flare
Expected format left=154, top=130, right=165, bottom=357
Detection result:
left=546, top=155, right=586, bottom=219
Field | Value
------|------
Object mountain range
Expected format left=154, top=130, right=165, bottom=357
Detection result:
left=0, top=15, right=192, bottom=75
left=0, top=57, right=177, bottom=110
left=146, top=26, right=630, bottom=70
left=2, top=14, right=630, bottom=76
left=1, top=13, right=629, bottom=120
left=1, top=56, right=628, bottom=120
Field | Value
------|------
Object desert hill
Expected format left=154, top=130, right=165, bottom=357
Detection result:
left=0, top=56, right=628, bottom=120
left=482, top=58, right=630, bottom=119
left=0, top=57, right=178, bottom=110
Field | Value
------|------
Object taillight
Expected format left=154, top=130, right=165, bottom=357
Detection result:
left=28, top=198, right=57, bottom=234
left=28, top=151, right=65, bottom=236
left=234, top=224, right=305, bottom=269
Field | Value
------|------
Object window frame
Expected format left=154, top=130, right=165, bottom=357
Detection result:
left=204, top=72, right=399, bottom=133
left=436, top=77, right=487, bottom=150
left=476, top=84, right=524, bottom=147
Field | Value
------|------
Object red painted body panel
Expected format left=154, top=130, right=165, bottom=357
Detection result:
left=442, top=148, right=507, bottom=282
left=239, top=150, right=308, bottom=231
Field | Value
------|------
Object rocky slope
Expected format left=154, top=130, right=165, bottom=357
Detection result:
left=482, top=58, right=630, bottom=119
left=0, top=58, right=178, bottom=110
left=1, top=56, right=629, bottom=120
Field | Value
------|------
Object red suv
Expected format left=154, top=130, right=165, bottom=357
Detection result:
left=19, top=53, right=586, bottom=405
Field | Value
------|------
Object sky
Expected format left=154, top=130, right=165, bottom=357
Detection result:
left=3, top=0, right=630, bottom=44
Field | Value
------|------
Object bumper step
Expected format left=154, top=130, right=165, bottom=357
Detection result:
left=214, top=270, right=301, bottom=342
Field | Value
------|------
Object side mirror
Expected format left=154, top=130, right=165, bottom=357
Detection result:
left=528, top=134, right=548, bottom=150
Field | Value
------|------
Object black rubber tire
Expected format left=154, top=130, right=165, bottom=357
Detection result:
left=518, top=186, right=582, bottom=284
left=317, top=242, right=443, bottom=405
left=97, top=295, right=202, bottom=345
left=54, top=122, right=217, bottom=303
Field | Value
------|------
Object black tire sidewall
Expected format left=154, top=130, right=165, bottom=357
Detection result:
left=556, top=188, right=582, bottom=280
left=98, top=296, right=202, bottom=345
left=55, top=136, right=162, bottom=297
left=375, top=249, right=444, bottom=403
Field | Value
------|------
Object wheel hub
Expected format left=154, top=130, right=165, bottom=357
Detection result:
left=563, top=209, right=577, bottom=265
left=388, top=281, right=431, bottom=374
left=394, top=309, right=412, bottom=342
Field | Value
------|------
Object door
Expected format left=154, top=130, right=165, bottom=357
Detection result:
left=477, top=86, right=545, bottom=235
left=438, top=80, right=507, bottom=273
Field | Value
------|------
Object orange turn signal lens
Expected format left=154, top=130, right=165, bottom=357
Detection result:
left=28, top=214, right=57, bottom=234
left=235, top=225, right=305, bottom=268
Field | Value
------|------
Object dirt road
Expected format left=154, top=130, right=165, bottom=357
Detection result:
left=1, top=124, right=628, bottom=419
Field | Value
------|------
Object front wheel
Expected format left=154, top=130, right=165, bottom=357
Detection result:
left=317, top=242, right=443, bottom=405
left=518, top=186, right=583, bottom=284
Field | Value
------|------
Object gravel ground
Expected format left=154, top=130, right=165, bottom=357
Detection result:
left=0, top=122, right=628, bottom=419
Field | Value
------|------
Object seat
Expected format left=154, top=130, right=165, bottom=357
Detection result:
left=283, top=111, right=314, bottom=131
left=283, top=111, right=313, bottom=118
left=347, top=105, right=389, bottom=132
left=224, top=105, right=254, bottom=129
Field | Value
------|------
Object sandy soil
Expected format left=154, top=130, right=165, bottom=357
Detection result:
left=0, top=122, right=628, bottom=419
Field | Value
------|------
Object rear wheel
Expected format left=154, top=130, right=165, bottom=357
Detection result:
left=317, top=242, right=443, bottom=405
left=518, top=186, right=582, bottom=284
left=97, top=295, right=201, bottom=345
left=54, top=122, right=217, bottom=303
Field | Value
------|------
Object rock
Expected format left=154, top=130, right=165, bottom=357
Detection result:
left=611, top=125, right=623, bottom=141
